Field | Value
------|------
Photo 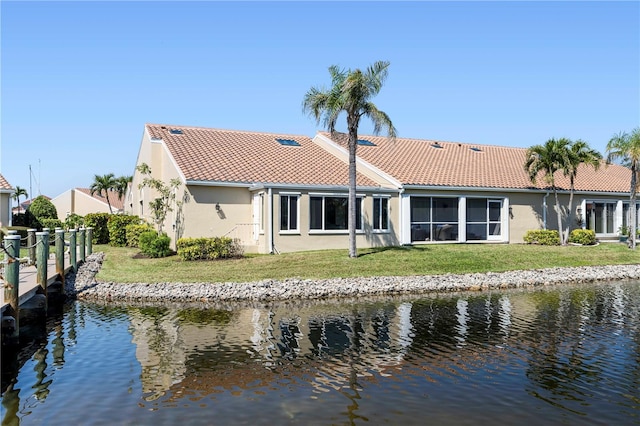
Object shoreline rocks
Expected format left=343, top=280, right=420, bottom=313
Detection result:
left=65, top=252, right=640, bottom=305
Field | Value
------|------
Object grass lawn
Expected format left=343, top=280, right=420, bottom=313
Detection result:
left=95, top=243, right=640, bottom=284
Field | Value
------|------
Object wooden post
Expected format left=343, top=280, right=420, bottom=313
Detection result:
left=3, top=234, right=21, bottom=339
left=69, top=229, right=77, bottom=272
left=36, top=231, right=50, bottom=303
left=27, top=228, right=37, bottom=266
left=86, top=227, right=93, bottom=255
left=79, top=228, right=86, bottom=263
left=55, top=229, right=65, bottom=284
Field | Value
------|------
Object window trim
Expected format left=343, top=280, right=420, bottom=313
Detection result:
left=309, top=194, right=364, bottom=234
left=279, top=194, right=300, bottom=234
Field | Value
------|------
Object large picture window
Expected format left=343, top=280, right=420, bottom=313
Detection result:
left=280, top=195, right=299, bottom=232
left=373, top=197, right=389, bottom=231
left=310, top=195, right=362, bottom=231
left=410, top=197, right=458, bottom=241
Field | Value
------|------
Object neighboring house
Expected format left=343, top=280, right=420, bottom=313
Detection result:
left=127, top=123, right=632, bottom=253
left=0, top=174, right=14, bottom=227
left=12, top=196, right=52, bottom=215
left=52, top=188, right=124, bottom=219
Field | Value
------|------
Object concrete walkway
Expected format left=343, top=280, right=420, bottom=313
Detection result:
left=1, top=255, right=73, bottom=314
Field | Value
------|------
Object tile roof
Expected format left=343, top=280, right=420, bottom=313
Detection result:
left=0, top=174, right=12, bottom=191
left=146, top=124, right=378, bottom=188
left=323, top=132, right=631, bottom=193
left=76, top=188, right=125, bottom=211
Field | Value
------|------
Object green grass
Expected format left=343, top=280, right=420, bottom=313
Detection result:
left=95, top=243, right=640, bottom=284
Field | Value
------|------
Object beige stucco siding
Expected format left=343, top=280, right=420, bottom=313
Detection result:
left=0, top=193, right=11, bottom=227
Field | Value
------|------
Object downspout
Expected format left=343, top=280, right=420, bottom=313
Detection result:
left=398, top=187, right=404, bottom=245
left=542, top=192, right=550, bottom=230
left=268, top=187, right=274, bottom=254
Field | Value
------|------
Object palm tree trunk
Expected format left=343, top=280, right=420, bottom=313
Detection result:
left=104, top=190, right=113, bottom=214
left=630, top=164, right=637, bottom=250
left=564, top=185, right=575, bottom=245
left=553, top=187, right=564, bottom=245
left=347, top=120, right=358, bottom=258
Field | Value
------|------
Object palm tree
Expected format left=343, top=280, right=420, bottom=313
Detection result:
left=114, top=175, right=132, bottom=205
left=606, top=128, right=640, bottom=249
left=562, top=140, right=602, bottom=244
left=12, top=186, right=28, bottom=213
left=303, top=61, right=397, bottom=258
left=524, top=138, right=571, bottom=244
left=90, top=173, right=116, bottom=214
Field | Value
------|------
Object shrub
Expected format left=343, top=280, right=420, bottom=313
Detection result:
left=28, top=196, right=58, bottom=221
left=85, top=213, right=111, bottom=244
left=176, top=237, right=243, bottom=261
left=568, top=229, right=596, bottom=245
left=107, top=215, right=141, bottom=247
left=139, top=231, right=172, bottom=258
left=64, top=213, right=85, bottom=230
left=40, top=218, right=63, bottom=230
left=11, top=213, right=28, bottom=227
left=125, top=222, right=155, bottom=248
left=523, top=230, right=560, bottom=246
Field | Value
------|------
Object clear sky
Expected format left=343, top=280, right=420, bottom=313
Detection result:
left=1, top=1, right=638, bottom=199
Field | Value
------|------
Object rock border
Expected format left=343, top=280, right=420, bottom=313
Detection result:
left=65, top=252, right=640, bottom=306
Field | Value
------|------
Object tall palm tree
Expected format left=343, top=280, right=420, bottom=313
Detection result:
left=90, top=173, right=116, bottom=214
left=114, top=175, right=133, bottom=205
left=524, top=138, right=571, bottom=244
left=12, top=186, right=28, bottom=213
left=562, top=140, right=602, bottom=244
left=606, top=128, right=640, bottom=249
left=303, top=61, right=397, bottom=258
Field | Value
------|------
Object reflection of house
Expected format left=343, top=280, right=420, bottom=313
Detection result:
left=0, top=174, right=14, bottom=227
left=51, top=188, right=124, bottom=218
left=127, top=124, right=632, bottom=253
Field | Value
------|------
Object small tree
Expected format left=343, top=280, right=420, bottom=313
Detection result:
left=136, top=163, right=181, bottom=233
left=12, top=186, right=28, bottom=212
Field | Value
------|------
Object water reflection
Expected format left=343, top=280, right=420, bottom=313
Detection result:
left=2, top=281, right=640, bottom=424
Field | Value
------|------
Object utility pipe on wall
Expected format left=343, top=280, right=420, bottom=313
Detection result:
left=542, top=192, right=550, bottom=230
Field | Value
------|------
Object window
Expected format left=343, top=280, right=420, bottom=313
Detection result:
left=280, top=195, right=299, bottom=232
left=586, top=202, right=616, bottom=234
left=466, top=198, right=502, bottom=240
left=310, top=195, right=362, bottom=231
left=275, top=138, right=301, bottom=147
left=373, top=197, right=389, bottom=231
left=410, top=197, right=458, bottom=241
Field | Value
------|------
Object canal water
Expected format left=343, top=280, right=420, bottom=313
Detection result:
left=2, top=281, right=639, bottom=425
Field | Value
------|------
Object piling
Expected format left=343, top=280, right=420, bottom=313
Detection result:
left=69, top=229, right=77, bottom=272
left=3, top=234, right=21, bottom=339
left=79, top=228, right=86, bottom=263
left=36, top=231, right=50, bottom=308
left=55, top=229, right=65, bottom=284
left=86, top=227, right=93, bottom=255
left=27, top=228, right=37, bottom=266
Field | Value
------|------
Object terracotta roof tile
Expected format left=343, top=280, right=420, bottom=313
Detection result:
left=324, top=132, right=630, bottom=193
left=76, top=188, right=125, bottom=210
left=146, top=124, right=378, bottom=188
left=0, top=174, right=12, bottom=190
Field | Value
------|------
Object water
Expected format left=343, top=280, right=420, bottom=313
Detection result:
left=2, top=281, right=640, bottom=425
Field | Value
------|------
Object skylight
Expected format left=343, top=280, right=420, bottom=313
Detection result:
left=470, top=147, right=483, bottom=152
left=431, top=142, right=443, bottom=149
left=357, top=139, right=376, bottom=146
left=170, top=128, right=183, bottom=135
left=276, top=138, right=301, bottom=147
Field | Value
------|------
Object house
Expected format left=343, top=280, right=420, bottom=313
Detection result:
left=0, top=174, right=14, bottom=227
left=51, top=188, right=124, bottom=219
left=127, top=123, right=632, bottom=253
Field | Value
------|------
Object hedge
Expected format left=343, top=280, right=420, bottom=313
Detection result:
left=126, top=222, right=155, bottom=248
left=176, top=237, right=243, bottom=261
left=568, top=229, right=597, bottom=245
left=523, top=229, right=560, bottom=245
left=139, top=231, right=172, bottom=258
left=107, top=215, right=141, bottom=247
left=85, top=213, right=111, bottom=244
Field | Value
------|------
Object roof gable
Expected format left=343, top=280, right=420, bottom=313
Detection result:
left=0, top=174, right=13, bottom=191
left=76, top=188, right=125, bottom=211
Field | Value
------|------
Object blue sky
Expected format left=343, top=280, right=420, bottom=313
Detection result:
left=1, top=1, right=638, bottom=199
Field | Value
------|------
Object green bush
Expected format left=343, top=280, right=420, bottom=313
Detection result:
left=139, top=231, right=172, bottom=258
left=125, top=222, right=155, bottom=248
left=40, top=218, right=63, bottom=231
left=176, top=237, right=243, bottom=261
left=568, top=229, right=596, bottom=245
left=64, top=213, right=84, bottom=230
left=107, top=215, right=141, bottom=247
left=523, top=230, right=560, bottom=246
left=29, top=196, right=58, bottom=221
left=85, top=213, right=111, bottom=244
